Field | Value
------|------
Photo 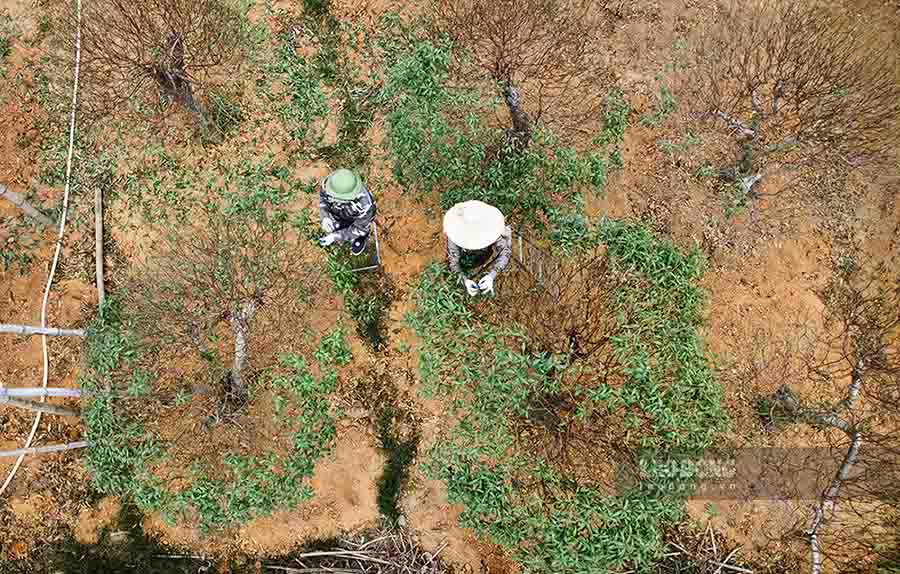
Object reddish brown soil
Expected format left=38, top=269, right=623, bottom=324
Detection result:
left=74, top=496, right=121, bottom=545
left=143, top=426, right=385, bottom=556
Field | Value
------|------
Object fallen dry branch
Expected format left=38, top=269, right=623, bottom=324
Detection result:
left=0, top=324, right=86, bottom=337
left=264, top=528, right=450, bottom=574
left=0, top=397, right=80, bottom=417
left=268, top=568, right=362, bottom=574
left=0, top=184, right=54, bottom=226
left=656, top=523, right=753, bottom=574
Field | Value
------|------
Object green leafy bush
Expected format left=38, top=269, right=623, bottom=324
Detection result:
left=81, top=300, right=345, bottom=530
left=379, top=33, right=623, bottom=226
left=641, top=80, right=676, bottom=126
left=326, top=252, right=391, bottom=350
left=407, top=220, right=727, bottom=573
left=265, top=42, right=330, bottom=148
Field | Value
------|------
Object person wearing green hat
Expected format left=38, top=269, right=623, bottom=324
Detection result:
left=318, top=168, right=377, bottom=256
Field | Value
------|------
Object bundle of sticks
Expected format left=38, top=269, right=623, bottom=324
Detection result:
left=264, top=528, right=451, bottom=574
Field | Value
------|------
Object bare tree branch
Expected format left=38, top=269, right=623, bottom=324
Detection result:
left=759, top=262, right=900, bottom=573
left=0, top=184, right=54, bottom=227
left=431, top=0, right=615, bottom=138
left=126, top=202, right=326, bottom=406
left=689, top=0, right=900, bottom=195
left=52, top=0, right=245, bottom=132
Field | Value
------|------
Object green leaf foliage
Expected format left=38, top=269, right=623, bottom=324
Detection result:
left=407, top=220, right=727, bottom=574
left=380, top=34, right=625, bottom=227
left=80, top=300, right=342, bottom=530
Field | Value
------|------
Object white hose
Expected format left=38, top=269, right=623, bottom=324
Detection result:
left=0, top=0, right=82, bottom=497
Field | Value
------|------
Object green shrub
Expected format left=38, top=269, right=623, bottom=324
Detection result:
left=314, top=326, right=352, bottom=366
left=641, top=80, right=676, bottom=126
left=380, top=34, right=623, bottom=227
left=80, top=301, right=344, bottom=530
left=407, top=219, right=727, bottom=573
left=265, top=42, right=330, bottom=149
left=326, top=252, right=391, bottom=350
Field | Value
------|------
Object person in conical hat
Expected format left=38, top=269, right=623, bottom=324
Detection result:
left=443, top=200, right=512, bottom=296
left=318, top=168, right=377, bottom=256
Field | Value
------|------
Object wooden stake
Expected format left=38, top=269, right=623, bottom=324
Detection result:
left=0, top=324, right=85, bottom=337
left=95, top=184, right=106, bottom=305
left=0, top=441, right=88, bottom=459
left=0, top=184, right=54, bottom=227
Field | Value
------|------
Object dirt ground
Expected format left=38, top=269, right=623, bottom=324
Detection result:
left=1, top=0, right=898, bottom=572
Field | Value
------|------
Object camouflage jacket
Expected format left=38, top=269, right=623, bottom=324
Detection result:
left=319, top=181, right=377, bottom=241
left=447, top=226, right=513, bottom=281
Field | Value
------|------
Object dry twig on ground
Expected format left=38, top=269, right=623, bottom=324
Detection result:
left=264, top=528, right=450, bottom=574
left=655, top=523, right=753, bottom=574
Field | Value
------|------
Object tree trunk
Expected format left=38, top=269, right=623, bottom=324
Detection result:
left=229, top=300, right=258, bottom=398
left=153, top=32, right=213, bottom=137
left=0, top=184, right=54, bottom=227
left=807, top=429, right=863, bottom=574
left=720, top=139, right=763, bottom=197
left=503, top=83, right=531, bottom=150
left=772, top=384, right=865, bottom=574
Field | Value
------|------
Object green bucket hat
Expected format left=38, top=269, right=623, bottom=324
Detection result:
left=324, top=169, right=363, bottom=201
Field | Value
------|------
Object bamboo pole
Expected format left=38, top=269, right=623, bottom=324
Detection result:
left=0, top=397, right=80, bottom=417
left=0, top=441, right=88, bottom=459
left=0, top=388, right=81, bottom=399
left=0, top=324, right=85, bottom=337
left=94, top=184, right=105, bottom=305
left=0, top=184, right=54, bottom=227
left=0, top=0, right=82, bottom=499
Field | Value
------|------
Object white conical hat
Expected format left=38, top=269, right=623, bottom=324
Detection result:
left=443, top=200, right=506, bottom=251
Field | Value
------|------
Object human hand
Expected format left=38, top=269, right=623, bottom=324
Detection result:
left=478, top=275, right=494, bottom=295
left=464, top=278, right=480, bottom=297
left=319, top=233, right=339, bottom=247
left=321, top=217, right=336, bottom=233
